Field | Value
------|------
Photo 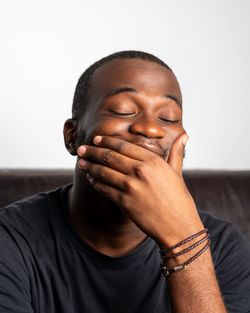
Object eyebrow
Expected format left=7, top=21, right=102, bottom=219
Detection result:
left=105, top=86, right=182, bottom=108
left=165, top=94, right=182, bottom=108
left=105, top=87, right=137, bottom=98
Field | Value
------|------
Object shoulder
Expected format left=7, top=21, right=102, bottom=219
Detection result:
left=0, top=185, right=73, bottom=312
left=199, top=210, right=250, bottom=264
left=0, top=185, right=71, bottom=284
left=200, top=211, right=250, bottom=310
left=0, top=185, right=71, bottom=240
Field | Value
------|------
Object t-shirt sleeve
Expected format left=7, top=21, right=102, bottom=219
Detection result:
left=212, top=223, right=250, bottom=312
left=0, top=225, right=34, bottom=313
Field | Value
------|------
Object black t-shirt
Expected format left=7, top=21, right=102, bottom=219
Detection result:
left=0, top=185, right=250, bottom=313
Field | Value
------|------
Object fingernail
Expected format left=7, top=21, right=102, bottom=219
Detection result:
left=78, top=146, right=86, bottom=155
left=79, top=159, right=86, bottom=168
left=182, top=135, right=189, bottom=146
left=93, top=136, right=102, bottom=144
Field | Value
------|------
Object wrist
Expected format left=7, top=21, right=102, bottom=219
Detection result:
left=154, top=206, right=205, bottom=248
left=158, top=228, right=211, bottom=278
left=160, top=229, right=210, bottom=277
left=162, top=236, right=210, bottom=269
left=156, top=221, right=205, bottom=250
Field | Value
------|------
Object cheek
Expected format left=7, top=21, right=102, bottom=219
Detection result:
left=165, top=124, right=185, bottom=144
left=83, top=119, right=129, bottom=144
left=162, top=124, right=186, bottom=160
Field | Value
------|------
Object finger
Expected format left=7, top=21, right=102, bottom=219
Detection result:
left=167, top=133, right=189, bottom=176
left=92, top=135, right=157, bottom=161
left=86, top=174, right=122, bottom=205
left=78, top=158, right=127, bottom=191
left=77, top=145, right=138, bottom=175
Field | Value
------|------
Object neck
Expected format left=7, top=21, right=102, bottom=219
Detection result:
left=67, top=166, right=147, bottom=257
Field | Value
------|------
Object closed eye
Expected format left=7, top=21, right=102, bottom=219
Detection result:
left=108, top=109, right=135, bottom=116
left=159, top=117, right=179, bottom=124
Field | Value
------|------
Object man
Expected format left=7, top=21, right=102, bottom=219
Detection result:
left=0, top=51, right=250, bottom=313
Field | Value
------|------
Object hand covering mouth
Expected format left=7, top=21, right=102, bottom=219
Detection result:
left=129, top=139, right=165, bottom=158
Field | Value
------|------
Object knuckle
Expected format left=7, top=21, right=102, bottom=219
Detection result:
left=118, top=192, right=127, bottom=207
left=98, top=185, right=110, bottom=197
left=117, top=141, right=130, bottom=153
left=89, top=165, right=109, bottom=182
left=101, top=149, right=114, bottom=164
left=133, top=164, right=148, bottom=179
left=123, top=179, right=135, bottom=193
left=87, top=164, right=103, bottom=180
left=94, top=166, right=104, bottom=179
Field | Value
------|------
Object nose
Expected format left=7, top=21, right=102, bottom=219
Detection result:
left=129, top=116, right=165, bottom=139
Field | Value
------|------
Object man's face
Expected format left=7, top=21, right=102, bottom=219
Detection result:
left=77, top=58, right=185, bottom=161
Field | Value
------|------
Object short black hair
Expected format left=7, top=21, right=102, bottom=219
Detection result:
left=72, top=50, right=173, bottom=119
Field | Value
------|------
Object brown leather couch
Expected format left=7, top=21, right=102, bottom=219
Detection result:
left=0, top=169, right=249, bottom=240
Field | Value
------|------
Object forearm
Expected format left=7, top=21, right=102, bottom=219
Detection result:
left=159, top=238, right=227, bottom=312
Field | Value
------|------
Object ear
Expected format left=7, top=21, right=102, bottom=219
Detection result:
left=63, top=118, right=78, bottom=156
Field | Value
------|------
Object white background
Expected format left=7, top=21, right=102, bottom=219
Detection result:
left=0, top=0, right=249, bottom=169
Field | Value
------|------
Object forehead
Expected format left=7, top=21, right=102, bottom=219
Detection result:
left=89, top=59, right=182, bottom=105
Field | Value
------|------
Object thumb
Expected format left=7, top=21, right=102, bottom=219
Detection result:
left=167, top=133, right=189, bottom=176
